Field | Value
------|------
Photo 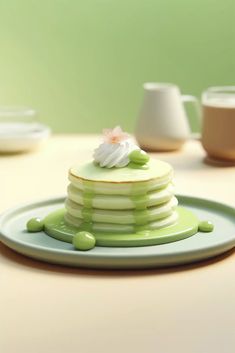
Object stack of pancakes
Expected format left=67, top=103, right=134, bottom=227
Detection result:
left=64, top=159, right=178, bottom=233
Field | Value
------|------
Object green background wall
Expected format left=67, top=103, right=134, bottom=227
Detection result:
left=0, top=0, right=234, bottom=133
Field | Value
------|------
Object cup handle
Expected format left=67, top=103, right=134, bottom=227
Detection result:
left=182, top=95, right=201, bottom=140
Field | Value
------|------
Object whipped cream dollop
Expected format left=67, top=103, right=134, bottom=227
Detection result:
left=94, top=139, right=139, bottom=168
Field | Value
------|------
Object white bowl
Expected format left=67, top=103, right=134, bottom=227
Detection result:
left=0, top=122, right=51, bottom=153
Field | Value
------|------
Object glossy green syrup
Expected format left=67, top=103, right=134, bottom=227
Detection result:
left=43, top=207, right=200, bottom=247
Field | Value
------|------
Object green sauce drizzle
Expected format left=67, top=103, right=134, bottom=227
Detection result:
left=131, top=182, right=148, bottom=196
left=80, top=180, right=95, bottom=227
left=131, top=194, right=149, bottom=210
left=133, top=209, right=150, bottom=226
left=43, top=207, right=200, bottom=248
left=83, top=192, right=94, bottom=208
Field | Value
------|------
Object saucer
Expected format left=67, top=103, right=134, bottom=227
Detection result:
left=204, top=156, right=235, bottom=167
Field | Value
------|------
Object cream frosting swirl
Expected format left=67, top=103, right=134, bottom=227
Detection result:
left=93, top=139, right=139, bottom=168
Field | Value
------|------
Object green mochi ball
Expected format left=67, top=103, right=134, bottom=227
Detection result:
left=73, top=231, right=96, bottom=251
left=129, top=149, right=150, bottom=165
left=27, top=217, right=44, bottom=232
left=198, top=220, right=214, bottom=232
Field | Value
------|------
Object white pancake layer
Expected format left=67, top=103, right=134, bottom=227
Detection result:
left=65, top=197, right=178, bottom=225
left=67, top=183, right=175, bottom=210
left=64, top=210, right=178, bottom=233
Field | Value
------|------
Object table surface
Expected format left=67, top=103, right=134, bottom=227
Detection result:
left=1, top=135, right=235, bottom=353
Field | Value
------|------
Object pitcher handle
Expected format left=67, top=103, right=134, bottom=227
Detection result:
left=182, top=95, right=201, bottom=140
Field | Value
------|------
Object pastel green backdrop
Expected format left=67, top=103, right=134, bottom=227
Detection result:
left=0, top=0, right=234, bottom=133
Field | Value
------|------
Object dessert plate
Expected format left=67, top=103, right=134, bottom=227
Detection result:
left=0, top=195, right=235, bottom=269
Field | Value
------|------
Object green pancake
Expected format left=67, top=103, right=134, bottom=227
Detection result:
left=70, top=158, right=172, bottom=183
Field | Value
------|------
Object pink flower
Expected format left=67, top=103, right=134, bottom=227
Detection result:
left=102, top=126, right=130, bottom=144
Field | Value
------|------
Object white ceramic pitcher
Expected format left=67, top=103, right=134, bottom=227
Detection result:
left=135, top=83, right=200, bottom=151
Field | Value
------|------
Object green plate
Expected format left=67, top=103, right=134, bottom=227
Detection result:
left=0, top=195, right=235, bottom=269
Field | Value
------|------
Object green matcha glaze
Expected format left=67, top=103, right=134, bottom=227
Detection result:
left=129, top=149, right=150, bottom=165
left=130, top=194, right=149, bottom=210
left=133, top=209, right=150, bottom=225
left=81, top=207, right=93, bottom=223
left=130, top=182, right=150, bottom=196
left=73, top=231, right=96, bottom=251
left=128, top=162, right=149, bottom=170
left=81, top=180, right=95, bottom=219
left=83, top=192, right=94, bottom=208
left=198, top=220, right=214, bottom=232
left=82, top=180, right=95, bottom=208
left=27, top=217, right=44, bottom=232
left=82, top=179, right=95, bottom=194
left=43, top=207, right=199, bottom=247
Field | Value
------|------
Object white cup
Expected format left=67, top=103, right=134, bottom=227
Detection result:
left=135, top=83, right=200, bottom=151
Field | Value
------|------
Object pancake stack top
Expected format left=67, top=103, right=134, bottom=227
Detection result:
left=65, top=126, right=178, bottom=233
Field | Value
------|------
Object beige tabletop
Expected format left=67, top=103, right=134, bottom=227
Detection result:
left=1, top=135, right=235, bottom=353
